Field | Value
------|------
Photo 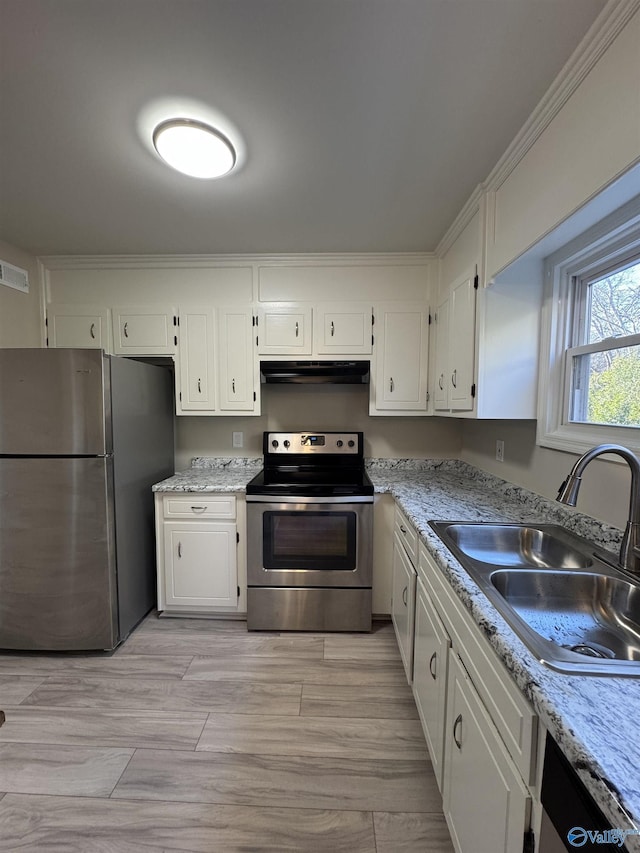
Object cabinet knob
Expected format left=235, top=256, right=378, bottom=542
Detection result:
left=429, top=651, right=437, bottom=680
left=197, top=378, right=201, bottom=393
left=232, top=378, right=236, bottom=393
left=389, top=377, right=394, bottom=393
left=453, top=713, right=463, bottom=750
left=330, top=321, right=335, bottom=337
left=190, top=506, right=206, bottom=513
left=295, top=321, right=299, bottom=338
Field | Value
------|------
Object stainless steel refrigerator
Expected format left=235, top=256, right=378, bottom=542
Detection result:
left=0, top=348, right=174, bottom=651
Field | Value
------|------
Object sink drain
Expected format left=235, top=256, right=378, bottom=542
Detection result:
left=567, top=643, right=610, bottom=659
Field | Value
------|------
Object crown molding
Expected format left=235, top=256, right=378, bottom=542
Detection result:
left=435, top=184, right=484, bottom=258
left=39, top=251, right=437, bottom=271
left=486, top=0, right=640, bottom=192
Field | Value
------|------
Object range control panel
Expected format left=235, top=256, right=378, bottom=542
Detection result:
left=265, top=432, right=362, bottom=455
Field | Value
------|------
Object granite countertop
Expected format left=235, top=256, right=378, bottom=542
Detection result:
left=153, top=456, right=640, bottom=844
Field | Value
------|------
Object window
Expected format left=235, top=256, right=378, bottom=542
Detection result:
left=567, top=259, right=640, bottom=428
left=538, top=198, right=640, bottom=454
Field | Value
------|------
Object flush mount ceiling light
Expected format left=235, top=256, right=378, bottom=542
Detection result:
left=152, top=118, right=236, bottom=179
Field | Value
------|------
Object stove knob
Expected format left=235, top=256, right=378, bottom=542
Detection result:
left=271, top=440, right=279, bottom=448
left=283, top=440, right=290, bottom=449
left=348, top=440, right=355, bottom=448
left=336, top=440, right=343, bottom=447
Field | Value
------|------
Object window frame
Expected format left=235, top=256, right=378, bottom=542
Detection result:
left=537, top=197, right=640, bottom=455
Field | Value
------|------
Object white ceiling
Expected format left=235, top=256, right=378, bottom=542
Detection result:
left=0, top=0, right=608, bottom=257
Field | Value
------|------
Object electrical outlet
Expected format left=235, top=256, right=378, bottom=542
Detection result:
left=495, top=440, right=505, bottom=462
left=232, top=431, right=243, bottom=448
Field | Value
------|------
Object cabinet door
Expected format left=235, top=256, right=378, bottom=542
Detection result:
left=163, top=523, right=237, bottom=607
left=218, top=306, right=258, bottom=412
left=315, top=302, right=372, bottom=354
left=413, top=577, right=450, bottom=792
left=448, top=274, right=476, bottom=410
left=433, top=297, right=450, bottom=411
left=391, top=535, right=417, bottom=683
left=47, top=304, right=110, bottom=350
left=177, top=307, right=216, bottom=413
left=257, top=304, right=312, bottom=355
left=373, top=303, right=429, bottom=412
left=443, top=651, right=531, bottom=853
left=112, top=305, right=177, bottom=355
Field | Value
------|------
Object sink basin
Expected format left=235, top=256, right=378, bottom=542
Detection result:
left=429, top=520, right=640, bottom=675
left=491, top=570, right=640, bottom=662
left=443, top=523, right=592, bottom=569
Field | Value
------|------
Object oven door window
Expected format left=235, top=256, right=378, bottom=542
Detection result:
left=263, top=511, right=357, bottom=571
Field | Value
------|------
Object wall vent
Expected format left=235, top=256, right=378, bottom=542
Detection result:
left=0, top=260, right=29, bottom=293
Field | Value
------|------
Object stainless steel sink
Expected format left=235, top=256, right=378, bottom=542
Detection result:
left=443, top=523, right=592, bottom=569
left=491, top=570, right=640, bottom=663
left=429, top=521, right=640, bottom=676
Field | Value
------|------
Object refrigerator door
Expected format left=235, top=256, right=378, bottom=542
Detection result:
left=0, top=348, right=109, bottom=455
left=0, top=456, right=118, bottom=650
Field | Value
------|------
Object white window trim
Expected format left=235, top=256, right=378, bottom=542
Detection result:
left=537, top=196, right=640, bottom=456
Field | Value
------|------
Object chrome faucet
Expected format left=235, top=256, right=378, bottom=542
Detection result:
left=557, top=444, right=640, bottom=575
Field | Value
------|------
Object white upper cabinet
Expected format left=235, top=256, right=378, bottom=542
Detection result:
left=314, top=302, right=373, bottom=354
left=436, top=201, right=539, bottom=419
left=112, top=305, right=177, bottom=355
left=46, top=304, right=110, bottom=350
left=370, top=302, right=430, bottom=414
left=257, top=304, right=312, bottom=355
left=176, top=307, right=216, bottom=414
left=218, top=305, right=259, bottom=413
left=434, top=270, right=477, bottom=414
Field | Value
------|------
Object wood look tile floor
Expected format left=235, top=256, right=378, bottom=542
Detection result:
left=0, top=615, right=455, bottom=852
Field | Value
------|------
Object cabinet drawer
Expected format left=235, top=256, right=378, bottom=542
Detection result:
left=394, top=505, right=418, bottom=566
left=163, top=495, right=236, bottom=520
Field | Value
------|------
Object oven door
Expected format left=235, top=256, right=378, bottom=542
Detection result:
left=247, top=497, right=373, bottom=588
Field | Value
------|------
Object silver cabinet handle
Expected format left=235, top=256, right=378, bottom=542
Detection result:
left=438, top=373, right=444, bottom=390
left=295, top=321, right=299, bottom=337
left=123, top=322, right=129, bottom=338
left=429, top=652, right=437, bottom=680
left=330, top=321, right=335, bottom=337
left=177, top=541, right=182, bottom=558
left=453, top=713, right=463, bottom=749
left=197, top=378, right=201, bottom=393
left=190, top=505, right=206, bottom=513
left=232, top=378, right=236, bottom=393
left=390, top=377, right=394, bottom=392
left=451, top=369, right=457, bottom=388
left=90, top=322, right=96, bottom=340
left=400, top=524, right=407, bottom=534
left=402, top=586, right=408, bottom=607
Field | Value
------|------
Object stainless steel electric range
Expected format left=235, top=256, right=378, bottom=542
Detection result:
left=245, top=431, right=374, bottom=632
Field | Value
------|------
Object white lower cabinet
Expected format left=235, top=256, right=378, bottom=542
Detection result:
left=391, top=507, right=418, bottom=683
left=413, top=576, right=450, bottom=792
left=405, top=526, right=538, bottom=853
left=443, top=651, right=531, bottom=853
left=156, top=493, right=241, bottom=614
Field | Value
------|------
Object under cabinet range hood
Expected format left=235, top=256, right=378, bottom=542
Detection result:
left=260, top=361, right=370, bottom=384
